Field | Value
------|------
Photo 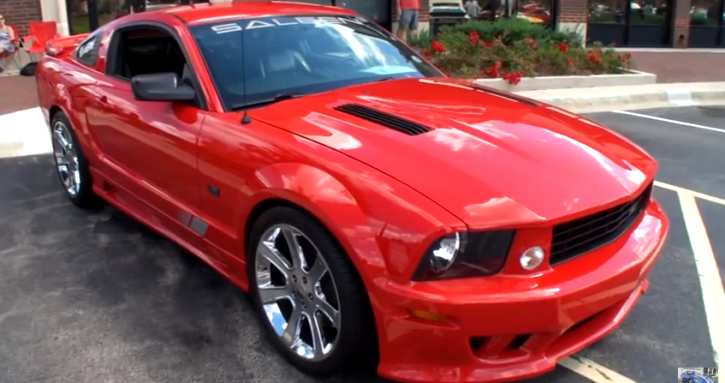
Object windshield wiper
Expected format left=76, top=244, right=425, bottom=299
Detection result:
left=231, top=93, right=304, bottom=110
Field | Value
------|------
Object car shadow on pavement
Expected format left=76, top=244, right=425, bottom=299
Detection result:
left=0, top=154, right=388, bottom=383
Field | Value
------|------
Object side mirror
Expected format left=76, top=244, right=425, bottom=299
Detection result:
left=131, top=72, right=196, bottom=102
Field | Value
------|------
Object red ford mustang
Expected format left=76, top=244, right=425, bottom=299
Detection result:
left=36, top=2, right=669, bottom=382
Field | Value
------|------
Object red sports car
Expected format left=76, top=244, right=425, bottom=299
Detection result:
left=36, top=2, right=669, bottom=382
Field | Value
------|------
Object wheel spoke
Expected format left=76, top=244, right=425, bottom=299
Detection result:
left=315, top=298, right=340, bottom=328
left=306, top=260, right=327, bottom=285
left=282, top=303, right=303, bottom=347
left=53, top=128, right=70, bottom=150
left=258, top=240, right=291, bottom=275
left=283, top=228, right=306, bottom=269
left=56, top=163, right=69, bottom=174
left=308, top=311, right=326, bottom=359
left=258, top=284, right=291, bottom=305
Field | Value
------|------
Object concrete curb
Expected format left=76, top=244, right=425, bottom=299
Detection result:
left=514, top=82, right=725, bottom=113
left=473, top=70, right=657, bottom=92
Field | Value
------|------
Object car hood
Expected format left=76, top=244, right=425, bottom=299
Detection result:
left=251, top=78, right=657, bottom=228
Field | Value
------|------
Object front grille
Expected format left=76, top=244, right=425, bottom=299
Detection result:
left=549, top=183, right=653, bottom=265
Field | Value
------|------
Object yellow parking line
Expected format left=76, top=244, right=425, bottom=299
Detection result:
left=678, top=191, right=725, bottom=369
left=559, top=356, right=639, bottom=383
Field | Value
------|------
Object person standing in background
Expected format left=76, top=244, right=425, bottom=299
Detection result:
left=395, top=0, right=419, bottom=43
left=464, top=0, right=482, bottom=18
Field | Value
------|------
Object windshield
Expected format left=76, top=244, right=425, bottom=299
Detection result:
left=189, top=15, right=442, bottom=110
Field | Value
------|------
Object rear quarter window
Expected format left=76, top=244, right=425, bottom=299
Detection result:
left=76, top=35, right=101, bottom=67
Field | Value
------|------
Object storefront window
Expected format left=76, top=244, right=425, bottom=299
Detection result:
left=688, top=0, right=725, bottom=46
left=516, top=0, right=556, bottom=26
left=690, top=0, right=722, bottom=26
left=588, top=0, right=626, bottom=24
left=67, top=0, right=92, bottom=34
left=629, top=0, right=668, bottom=25
left=457, top=0, right=556, bottom=26
left=587, top=0, right=672, bottom=46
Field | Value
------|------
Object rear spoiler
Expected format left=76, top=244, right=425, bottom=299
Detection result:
left=45, top=33, right=90, bottom=58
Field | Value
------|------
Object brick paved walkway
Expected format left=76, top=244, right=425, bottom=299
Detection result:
left=0, top=75, right=38, bottom=115
left=628, top=51, right=725, bottom=83
left=1, top=51, right=724, bottom=116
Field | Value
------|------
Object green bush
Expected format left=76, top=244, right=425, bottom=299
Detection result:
left=417, top=27, right=633, bottom=82
left=435, top=19, right=583, bottom=48
left=409, top=28, right=434, bottom=50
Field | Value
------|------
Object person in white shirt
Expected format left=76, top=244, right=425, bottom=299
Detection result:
left=464, top=0, right=482, bottom=19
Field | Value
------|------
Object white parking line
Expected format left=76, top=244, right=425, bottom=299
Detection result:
left=560, top=356, right=639, bottom=383
left=678, top=190, right=725, bottom=369
left=656, top=181, right=725, bottom=207
left=613, top=110, right=725, bottom=134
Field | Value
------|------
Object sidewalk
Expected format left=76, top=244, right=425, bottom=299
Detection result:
left=0, top=75, right=38, bottom=116
left=627, top=51, right=725, bottom=83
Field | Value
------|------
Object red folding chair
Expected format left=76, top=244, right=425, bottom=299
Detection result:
left=0, top=25, right=21, bottom=73
left=21, top=21, right=60, bottom=62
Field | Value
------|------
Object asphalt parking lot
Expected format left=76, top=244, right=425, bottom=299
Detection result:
left=0, top=106, right=723, bottom=383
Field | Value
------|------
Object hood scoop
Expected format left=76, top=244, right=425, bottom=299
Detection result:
left=334, top=103, right=432, bottom=136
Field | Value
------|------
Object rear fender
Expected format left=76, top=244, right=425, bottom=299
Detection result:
left=46, top=86, right=87, bottom=141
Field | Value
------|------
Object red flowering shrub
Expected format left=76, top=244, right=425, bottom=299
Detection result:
left=414, top=29, right=634, bottom=85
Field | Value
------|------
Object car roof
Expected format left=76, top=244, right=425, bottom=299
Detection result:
left=162, top=1, right=358, bottom=25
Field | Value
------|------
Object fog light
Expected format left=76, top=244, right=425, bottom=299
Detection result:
left=520, top=246, right=545, bottom=270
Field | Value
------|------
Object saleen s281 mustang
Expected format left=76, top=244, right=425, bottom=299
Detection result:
left=36, top=2, right=669, bottom=382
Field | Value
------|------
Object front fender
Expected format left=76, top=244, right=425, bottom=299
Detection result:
left=239, top=161, right=463, bottom=348
left=242, top=163, right=387, bottom=284
left=239, top=162, right=463, bottom=286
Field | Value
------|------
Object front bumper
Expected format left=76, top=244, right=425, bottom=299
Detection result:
left=373, top=200, right=668, bottom=383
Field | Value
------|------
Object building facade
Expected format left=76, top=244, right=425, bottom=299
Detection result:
left=0, top=0, right=723, bottom=47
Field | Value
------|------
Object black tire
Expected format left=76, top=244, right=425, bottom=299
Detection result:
left=246, top=206, right=374, bottom=377
left=50, top=111, right=100, bottom=208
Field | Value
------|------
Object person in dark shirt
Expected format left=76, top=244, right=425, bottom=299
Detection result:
left=482, top=0, right=501, bottom=20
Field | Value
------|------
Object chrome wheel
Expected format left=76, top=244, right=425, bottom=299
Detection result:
left=255, top=224, right=341, bottom=361
left=51, top=121, right=81, bottom=197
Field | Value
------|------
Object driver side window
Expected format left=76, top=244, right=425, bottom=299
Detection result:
left=106, top=25, right=203, bottom=109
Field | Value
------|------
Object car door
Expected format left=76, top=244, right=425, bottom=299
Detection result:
left=85, top=21, right=207, bottom=246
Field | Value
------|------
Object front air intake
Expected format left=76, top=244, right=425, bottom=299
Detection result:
left=333, top=104, right=432, bottom=136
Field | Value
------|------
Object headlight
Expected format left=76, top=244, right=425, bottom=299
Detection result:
left=412, top=230, right=516, bottom=281
left=429, top=232, right=461, bottom=272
